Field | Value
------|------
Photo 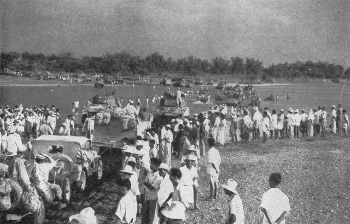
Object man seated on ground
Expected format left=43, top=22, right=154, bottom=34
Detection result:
left=32, top=153, right=66, bottom=209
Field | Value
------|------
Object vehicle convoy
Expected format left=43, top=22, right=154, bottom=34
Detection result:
left=215, top=84, right=261, bottom=107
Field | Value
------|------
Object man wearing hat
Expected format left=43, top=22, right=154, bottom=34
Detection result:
left=261, top=173, right=290, bottom=224
left=69, top=207, right=98, bottom=224
left=142, top=158, right=162, bottom=224
left=313, top=106, right=322, bottom=135
left=5, top=127, right=22, bottom=155
left=222, top=179, right=244, bottom=224
left=293, top=109, right=301, bottom=138
left=286, top=108, right=294, bottom=138
left=163, top=124, right=173, bottom=167
left=115, top=178, right=137, bottom=224
left=277, top=109, right=284, bottom=139
left=320, top=106, right=328, bottom=137
left=180, top=154, right=199, bottom=209
left=157, top=163, right=173, bottom=209
left=252, top=107, right=263, bottom=140
left=32, top=153, right=66, bottom=209
left=300, top=109, right=308, bottom=137
left=307, top=109, right=315, bottom=137
left=331, top=105, right=337, bottom=134
left=160, top=167, right=188, bottom=224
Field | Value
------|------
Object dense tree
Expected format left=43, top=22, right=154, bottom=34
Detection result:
left=0, top=51, right=348, bottom=81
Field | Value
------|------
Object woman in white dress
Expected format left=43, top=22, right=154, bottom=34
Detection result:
left=217, top=113, right=226, bottom=145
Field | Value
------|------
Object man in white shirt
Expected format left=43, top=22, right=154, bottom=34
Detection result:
left=157, top=163, right=173, bottom=208
left=180, top=154, right=199, bottom=209
left=5, top=127, right=22, bottom=154
left=115, top=180, right=137, bottom=224
left=212, top=113, right=221, bottom=143
left=261, top=173, right=290, bottom=224
left=47, top=111, right=57, bottom=133
left=206, top=138, right=221, bottom=201
left=222, top=179, right=244, bottom=224
left=159, top=125, right=167, bottom=162
left=142, top=158, right=163, bottom=224
left=286, top=108, right=294, bottom=138
left=163, top=124, right=173, bottom=167
left=252, top=107, right=263, bottom=139
left=293, top=109, right=301, bottom=138
left=320, top=106, right=327, bottom=137
left=331, top=105, right=337, bottom=134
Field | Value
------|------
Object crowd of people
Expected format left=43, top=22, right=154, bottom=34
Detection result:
left=229, top=103, right=348, bottom=143
left=3, top=92, right=348, bottom=223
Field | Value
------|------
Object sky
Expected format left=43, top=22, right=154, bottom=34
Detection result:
left=1, top=0, right=349, bottom=67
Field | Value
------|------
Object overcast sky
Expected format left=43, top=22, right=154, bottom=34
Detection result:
left=1, top=0, right=349, bottom=67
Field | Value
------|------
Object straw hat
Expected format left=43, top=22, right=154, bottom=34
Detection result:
left=331, top=105, right=336, bottom=109
left=69, top=207, right=98, bottom=224
left=221, top=179, right=238, bottom=194
left=128, top=157, right=136, bottom=163
left=165, top=124, right=171, bottom=128
left=288, top=107, right=293, bottom=112
left=159, top=163, right=169, bottom=171
left=122, top=146, right=134, bottom=154
left=187, top=145, right=197, bottom=152
left=161, top=201, right=186, bottom=220
left=36, top=154, right=46, bottom=160
left=5, top=151, right=17, bottom=157
left=184, top=154, right=197, bottom=161
left=135, top=140, right=143, bottom=147
left=294, top=109, right=299, bottom=113
left=119, top=165, right=134, bottom=175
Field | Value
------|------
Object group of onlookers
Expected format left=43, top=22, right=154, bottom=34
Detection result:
left=229, top=103, right=349, bottom=143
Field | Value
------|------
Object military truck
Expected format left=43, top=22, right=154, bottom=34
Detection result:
left=152, top=94, right=190, bottom=131
left=80, top=93, right=151, bottom=174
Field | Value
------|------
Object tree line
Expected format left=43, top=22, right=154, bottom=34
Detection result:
left=1, top=51, right=349, bottom=79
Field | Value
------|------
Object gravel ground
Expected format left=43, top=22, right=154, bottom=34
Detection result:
left=10, top=134, right=348, bottom=224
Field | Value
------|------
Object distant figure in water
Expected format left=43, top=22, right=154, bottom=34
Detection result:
left=287, top=93, right=290, bottom=100
left=133, top=83, right=135, bottom=89
left=153, top=85, right=156, bottom=90
left=50, top=88, right=53, bottom=92
left=146, top=98, right=149, bottom=107
left=120, top=97, right=123, bottom=106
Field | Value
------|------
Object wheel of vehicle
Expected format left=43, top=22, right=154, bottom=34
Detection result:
left=96, top=160, right=103, bottom=181
left=77, top=170, right=87, bottom=192
left=61, top=178, right=71, bottom=204
left=33, top=197, right=45, bottom=224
